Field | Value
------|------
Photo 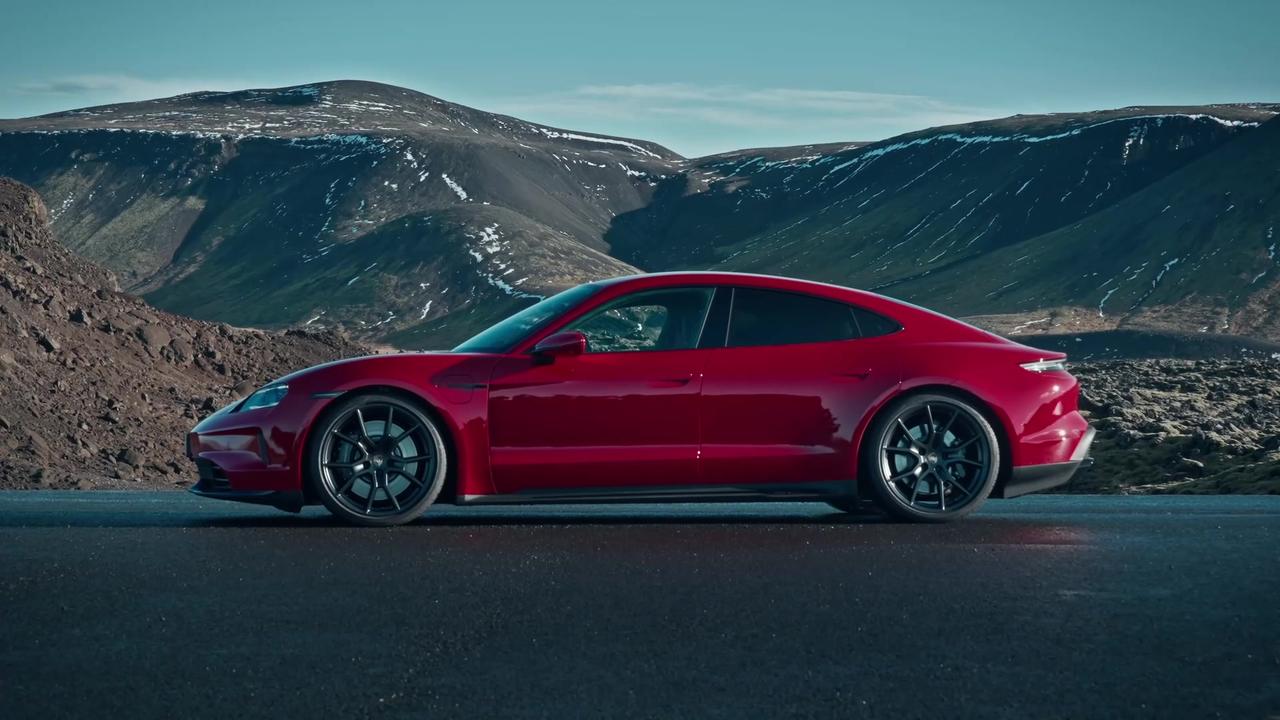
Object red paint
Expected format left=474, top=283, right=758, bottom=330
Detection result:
left=188, top=272, right=1090, bottom=502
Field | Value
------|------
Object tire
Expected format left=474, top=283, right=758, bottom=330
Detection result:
left=307, top=392, right=449, bottom=527
left=861, top=392, right=999, bottom=522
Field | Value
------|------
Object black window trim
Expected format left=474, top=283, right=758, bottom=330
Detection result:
left=722, top=287, right=735, bottom=348
left=848, top=305, right=864, bottom=337
left=694, top=286, right=733, bottom=350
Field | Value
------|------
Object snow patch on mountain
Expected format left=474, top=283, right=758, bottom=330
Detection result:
left=441, top=174, right=469, bottom=201
left=1121, top=124, right=1147, bottom=164
left=820, top=113, right=1258, bottom=186
left=462, top=224, right=539, bottom=300
left=536, top=128, right=660, bottom=158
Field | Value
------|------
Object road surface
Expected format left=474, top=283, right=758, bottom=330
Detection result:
left=0, top=492, right=1277, bottom=719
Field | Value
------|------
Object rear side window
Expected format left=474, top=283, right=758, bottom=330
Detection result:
left=850, top=306, right=902, bottom=338
left=727, top=288, right=858, bottom=347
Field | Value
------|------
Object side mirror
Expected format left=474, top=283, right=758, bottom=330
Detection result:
left=532, top=331, right=587, bottom=362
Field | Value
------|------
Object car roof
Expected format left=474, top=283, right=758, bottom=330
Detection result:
left=593, top=271, right=883, bottom=305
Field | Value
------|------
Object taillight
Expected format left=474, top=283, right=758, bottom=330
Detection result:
left=1020, top=358, right=1069, bottom=373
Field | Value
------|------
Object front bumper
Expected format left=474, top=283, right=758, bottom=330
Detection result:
left=187, top=457, right=305, bottom=512
left=994, top=426, right=1096, bottom=499
left=185, top=392, right=327, bottom=501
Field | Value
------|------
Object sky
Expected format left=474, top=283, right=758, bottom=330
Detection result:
left=2, top=0, right=1277, bottom=157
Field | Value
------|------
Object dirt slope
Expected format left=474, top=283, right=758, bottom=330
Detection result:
left=0, top=178, right=366, bottom=489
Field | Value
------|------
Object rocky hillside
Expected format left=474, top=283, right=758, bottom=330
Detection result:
left=0, top=80, right=675, bottom=348
left=0, top=178, right=365, bottom=489
left=901, top=114, right=1280, bottom=340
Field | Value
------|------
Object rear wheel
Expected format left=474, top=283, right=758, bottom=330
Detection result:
left=862, top=393, right=999, bottom=522
left=308, top=393, right=448, bottom=526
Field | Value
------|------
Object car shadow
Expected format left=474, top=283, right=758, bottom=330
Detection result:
left=0, top=506, right=1092, bottom=548
left=198, top=507, right=893, bottom=528
left=0, top=505, right=890, bottom=529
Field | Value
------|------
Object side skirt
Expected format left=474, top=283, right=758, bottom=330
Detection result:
left=460, top=480, right=857, bottom=505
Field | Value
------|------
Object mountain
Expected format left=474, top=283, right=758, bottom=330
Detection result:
left=606, top=106, right=1280, bottom=338
left=908, top=113, right=1280, bottom=340
left=2, top=81, right=1278, bottom=346
left=0, top=177, right=364, bottom=489
left=0, top=80, right=680, bottom=347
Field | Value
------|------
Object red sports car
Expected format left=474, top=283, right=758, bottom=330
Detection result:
left=187, top=272, right=1094, bottom=525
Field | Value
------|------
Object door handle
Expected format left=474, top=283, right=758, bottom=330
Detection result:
left=839, top=368, right=873, bottom=379
left=651, top=376, right=694, bottom=387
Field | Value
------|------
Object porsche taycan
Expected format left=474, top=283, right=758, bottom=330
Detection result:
left=187, top=272, right=1094, bottom=525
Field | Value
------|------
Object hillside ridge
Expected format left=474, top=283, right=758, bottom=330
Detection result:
left=2, top=80, right=1278, bottom=345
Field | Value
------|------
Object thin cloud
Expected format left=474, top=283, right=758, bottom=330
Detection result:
left=12, top=74, right=300, bottom=116
left=576, top=83, right=963, bottom=115
left=19, top=75, right=221, bottom=97
left=499, top=83, right=1001, bottom=154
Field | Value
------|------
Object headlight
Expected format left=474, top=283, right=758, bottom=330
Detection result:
left=240, top=384, right=289, bottom=411
left=1020, top=358, right=1069, bottom=373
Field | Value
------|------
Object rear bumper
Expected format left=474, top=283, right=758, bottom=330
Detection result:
left=995, top=426, right=1096, bottom=499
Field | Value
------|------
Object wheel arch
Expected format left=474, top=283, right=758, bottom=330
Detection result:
left=298, top=384, right=460, bottom=505
left=854, top=383, right=1013, bottom=497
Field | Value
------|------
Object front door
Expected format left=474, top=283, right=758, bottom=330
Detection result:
left=486, top=287, right=715, bottom=495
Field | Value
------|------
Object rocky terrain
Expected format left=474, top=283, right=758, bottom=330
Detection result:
left=2, top=82, right=1278, bottom=347
left=0, top=178, right=365, bottom=489
left=1072, top=360, right=1280, bottom=494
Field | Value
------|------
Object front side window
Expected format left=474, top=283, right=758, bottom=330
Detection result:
left=568, top=287, right=714, bottom=353
left=727, top=288, right=859, bottom=348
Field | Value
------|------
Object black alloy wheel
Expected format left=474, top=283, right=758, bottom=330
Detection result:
left=864, top=393, right=999, bottom=522
left=310, top=393, right=448, bottom=526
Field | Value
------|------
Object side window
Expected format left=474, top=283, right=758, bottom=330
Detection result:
left=727, top=288, right=858, bottom=348
left=569, top=287, right=714, bottom=353
left=850, top=306, right=902, bottom=338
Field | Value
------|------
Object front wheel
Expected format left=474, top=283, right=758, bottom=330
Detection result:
left=308, top=393, right=448, bottom=526
left=862, top=393, right=999, bottom=522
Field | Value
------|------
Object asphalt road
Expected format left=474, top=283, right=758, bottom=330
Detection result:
left=0, top=493, right=1276, bottom=719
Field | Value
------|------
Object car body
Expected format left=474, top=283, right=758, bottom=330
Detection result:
left=187, top=271, right=1094, bottom=524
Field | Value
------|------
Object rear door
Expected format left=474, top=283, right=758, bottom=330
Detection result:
left=699, top=287, right=900, bottom=487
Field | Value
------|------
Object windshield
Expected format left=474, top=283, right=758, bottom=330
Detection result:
left=452, top=283, right=603, bottom=353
